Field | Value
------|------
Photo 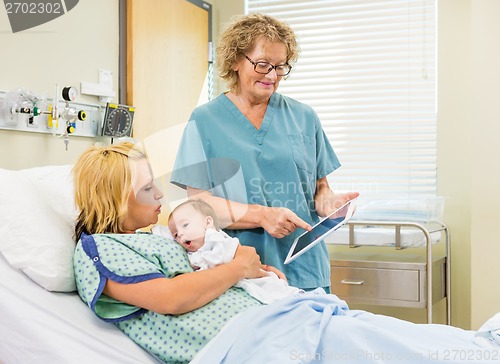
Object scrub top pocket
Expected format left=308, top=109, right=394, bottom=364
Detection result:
left=288, top=134, right=315, bottom=174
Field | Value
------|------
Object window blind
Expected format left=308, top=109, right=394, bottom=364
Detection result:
left=246, top=0, right=437, bottom=214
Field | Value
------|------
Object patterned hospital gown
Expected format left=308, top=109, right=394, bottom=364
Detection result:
left=73, top=232, right=261, bottom=363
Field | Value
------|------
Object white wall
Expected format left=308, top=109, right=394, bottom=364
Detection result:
left=0, top=0, right=119, bottom=169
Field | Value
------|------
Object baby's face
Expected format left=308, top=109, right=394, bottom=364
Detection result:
left=169, top=204, right=211, bottom=252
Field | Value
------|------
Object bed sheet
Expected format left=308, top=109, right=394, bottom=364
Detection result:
left=326, top=225, right=441, bottom=247
left=0, top=254, right=160, bottom=364
left=192, top=291, right=500, bottom=364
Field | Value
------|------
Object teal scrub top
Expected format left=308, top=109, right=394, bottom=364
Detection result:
left=171, top=92, right=340, bottom=289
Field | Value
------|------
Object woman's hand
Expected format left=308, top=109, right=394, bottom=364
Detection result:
left=260, top=206, right=312, bottom=238
left=262, top=264, right=287, bottom=282
left=317, top=191, right=359, bottom=217
left=315, top=177, right=359, bottom=217
left=232, top=245, right=268, bottom=279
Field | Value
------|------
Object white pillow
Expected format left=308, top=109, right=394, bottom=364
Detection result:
left=0, top=165, right=77, bottom=292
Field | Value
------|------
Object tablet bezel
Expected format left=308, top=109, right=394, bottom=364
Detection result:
left=284, top=198, right=356, bottom=265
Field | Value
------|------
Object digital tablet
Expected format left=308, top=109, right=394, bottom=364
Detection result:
left=284, top=198, right=356, bottom=264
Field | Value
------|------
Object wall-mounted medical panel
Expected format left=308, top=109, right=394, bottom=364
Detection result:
left=0, top=89, right=103, bottom=138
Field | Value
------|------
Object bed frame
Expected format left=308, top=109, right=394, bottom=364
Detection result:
left=327, top=220, right=450, bottom=324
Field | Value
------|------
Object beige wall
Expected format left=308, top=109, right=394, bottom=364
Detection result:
left=437, top=0, right=473, bottom=329
left=0, top=0, right=119, bottom=169
left=468, top=0, right=500, bottom=329
left=0, top=0, right=239, bottom=169
left=208, top=0, right=245, bottom=95
left=438, top=0, right=500, bottom=330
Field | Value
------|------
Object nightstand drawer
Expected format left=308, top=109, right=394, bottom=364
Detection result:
left=331, top=266, right=420, bottom=303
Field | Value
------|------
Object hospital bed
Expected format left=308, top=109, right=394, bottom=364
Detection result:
left=0, top=165, right=498, bottom=363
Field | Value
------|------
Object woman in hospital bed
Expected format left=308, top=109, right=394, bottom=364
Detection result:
left=72, top=142, right=499, bottom=364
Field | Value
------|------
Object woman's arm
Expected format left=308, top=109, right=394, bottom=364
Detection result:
left=187, top=187, right=311, bottom=238
left=103, top=245, right=265, bottom=315
left=314, top=177, right=359, bottom=217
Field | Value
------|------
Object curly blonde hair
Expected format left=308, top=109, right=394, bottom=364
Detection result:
left=72, top=142, right=147, bottom=241
left=216, top=13, right=299, bottom=92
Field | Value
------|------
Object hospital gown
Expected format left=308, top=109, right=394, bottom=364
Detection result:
left=73, top=232, right=261, bottom=364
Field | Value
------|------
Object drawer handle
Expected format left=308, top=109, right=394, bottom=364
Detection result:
left=340, top=279, right=364, bottom=285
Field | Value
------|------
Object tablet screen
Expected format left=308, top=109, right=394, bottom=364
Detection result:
left=284, top=199, right=356, bottom=264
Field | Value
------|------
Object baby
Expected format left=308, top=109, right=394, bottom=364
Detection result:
left=154, top=199, right=302, bottom=304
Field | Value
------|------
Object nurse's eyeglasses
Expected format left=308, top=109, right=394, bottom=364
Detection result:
left=244, top=55, right=292, bottom=76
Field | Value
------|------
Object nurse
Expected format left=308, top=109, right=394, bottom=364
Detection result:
left=171, top=13, right=358, bottom=291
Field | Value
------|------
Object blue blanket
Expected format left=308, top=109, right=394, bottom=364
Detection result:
left=192, top=291, right=500, bottom=363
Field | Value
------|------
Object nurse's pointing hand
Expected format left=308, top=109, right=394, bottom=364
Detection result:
left=261, top=207, right=312, bottom=239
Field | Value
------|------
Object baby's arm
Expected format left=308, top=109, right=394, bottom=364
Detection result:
left=188, top=241, right=234, bottom=270
left=190, top=230, right=239, bottom=270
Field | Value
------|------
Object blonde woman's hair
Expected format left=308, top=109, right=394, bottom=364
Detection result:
left=72, top=142, right=146, bottom=241
left=168, top=199, right=219, bottom=230
left=216, top=13, right=299, bottom=92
